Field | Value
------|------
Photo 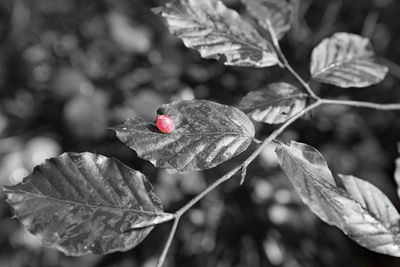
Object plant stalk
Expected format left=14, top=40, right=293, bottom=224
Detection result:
left=321, top=99, right=400, bottom=110
left=266, top=20, right=319, bottom=100
left=155, top=99, right=323, bottom=267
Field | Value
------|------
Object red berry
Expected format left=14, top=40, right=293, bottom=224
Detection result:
left=156, top=115, right=175, bottom=133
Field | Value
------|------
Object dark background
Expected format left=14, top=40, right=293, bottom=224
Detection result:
left=1, top=0, right=400, bottom=266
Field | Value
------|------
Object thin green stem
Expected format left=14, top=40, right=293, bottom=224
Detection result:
left=321, top=99, right=400, bottom=110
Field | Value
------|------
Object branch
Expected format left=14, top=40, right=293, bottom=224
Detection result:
left=266, top=20, right=319, bottom=100
left=154, top=99, right=323, bottom=267
left=379, top=57, right=400, bottom=80
left=321, top=99, right=400, bottom=111
left=155, top=217, right=180, bottom=267
left=252, top=138, right=263, bottom=144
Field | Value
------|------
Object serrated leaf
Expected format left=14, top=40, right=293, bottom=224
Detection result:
left=113, top=99, right=255, bottom=172
left=238, top=82, right=307, bottom=124
left=310, top=32, right=388, bottom=88
left=240, top=0, right=293, bottom=40
left=276, top=141, right=400, bottom=256
left=4, top=152, right=169, bottom=256
left=153, top=0, right=280, bottom=68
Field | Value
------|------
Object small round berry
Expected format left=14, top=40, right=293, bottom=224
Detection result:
left=156, top=115, right=175, bottom=133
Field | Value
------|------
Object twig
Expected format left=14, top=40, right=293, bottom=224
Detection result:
left=252, top=138, right=263, bottom=144
left=155, top=217, right=180, bottom=267
left=321, top=99, right=400, bottom=111
left=361, top=11, right=379, bottom=39
left=283, top=60, right=319, bottom=99
left=266, top=20, right=319, bottom=100
left=240, top=166, right=247, bottom=185
left=155, top=100, right=323, bottom=267
left=380, top=57, right=400, bottom=80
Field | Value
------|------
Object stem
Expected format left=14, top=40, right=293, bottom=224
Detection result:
left=155, top=217, right=180, bottom=267
left=153, top=96, right=400, bottom=267
left=177, top=100, right=322, bottom=216
left=266, top=20, right=319, bottom=100
left=252, top=138, right=263, bottom=144
left=321, top=99, right=400, bottom=110
left=283, top=60, right=319, bottom=100
left=155, top=100, right=322, bottom=267
left=380, top=57, right=400, bottom=80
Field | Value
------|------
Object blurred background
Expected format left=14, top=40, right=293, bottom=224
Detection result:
left=1, top=0, right=400, bottom=266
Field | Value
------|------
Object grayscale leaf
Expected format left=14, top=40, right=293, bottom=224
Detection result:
left=310, top=33, right=388, bottom=88
left=395, top=144, right=400, bottom=200
left=240, top=0, right=293, bottom=40
left=276, top=141, right=400, bottom=256
left=113, top=99, right=255, bottom=172
left=153, top=0, right=280, bottom=67
left=4, top=152, right=169, bottom=256
left=238, top=82, right=307, bottom=124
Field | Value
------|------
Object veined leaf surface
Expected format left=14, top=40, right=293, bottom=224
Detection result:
left=238, top=82, right=307, bottom=124
left=154, top=0, right=280, bottom=67
left=240, top=0, right=293, bottom=40
left=113, top=99, right=255, bottom=171
left=310, top=33, right=388, bottom=88
left=4, top=152, right=169, bottom=256
left=276, top=141, right=400, bottom=256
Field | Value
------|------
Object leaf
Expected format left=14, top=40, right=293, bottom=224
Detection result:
left=275, top=141, right=400, bottom=256
left=113, top=99, right=255, bottom=171
left=238, top=82, right=307, bottom=124
left=4, top=152, right=170, bottom=256
left=153, top=0, right=280, bottom=68
left=240, top=0, right=293, bottom=40
left=310, top=32, right=388, bottom=88
left=339, top=174, right=400, bottom=256
left=395, top=144, right=400, bottom=200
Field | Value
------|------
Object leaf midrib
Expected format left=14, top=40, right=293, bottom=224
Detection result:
left=174, top=6, right=274, bottom=56
left=7, top=189, right=167, bottom=216
left=241, top=93, right=307, bottom=112
left=124, top=130, right=254, bottom=138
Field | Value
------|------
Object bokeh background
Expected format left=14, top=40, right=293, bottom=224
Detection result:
left=1, top=0, right=400, bottom=266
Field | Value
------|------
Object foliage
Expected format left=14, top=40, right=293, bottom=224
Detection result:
left=276, top=141, right=400, bottom=256
left=113, top=99, right=255, bottom=171
left=310, top=32, right=388, bottom=88
left=153, top=0, right=279, bottom=67
left=1, top=0, right=400, bottom=267
left=4, top=152, right=172, bottom=256
left=238, top=82, right=307, bottom=124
